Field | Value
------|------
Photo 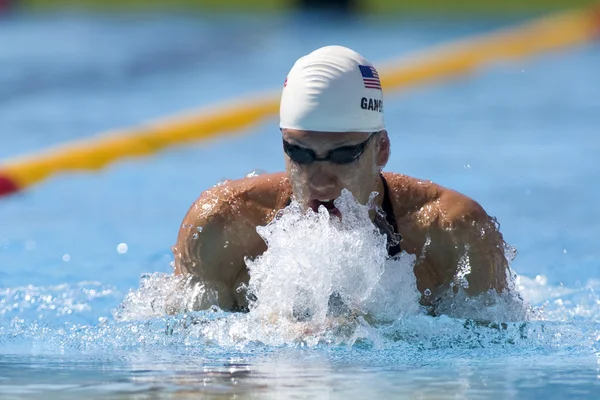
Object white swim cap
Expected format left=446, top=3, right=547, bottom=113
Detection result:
left=279, top=45, right=384, bottom=133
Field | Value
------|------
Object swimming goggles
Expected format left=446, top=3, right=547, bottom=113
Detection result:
left=282, top=132, right=377, bottom=165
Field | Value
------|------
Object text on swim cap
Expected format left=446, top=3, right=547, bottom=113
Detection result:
left=361, top=97, right=383, bottom=112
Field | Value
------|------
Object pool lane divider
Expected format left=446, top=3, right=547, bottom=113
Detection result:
left=1, top=5, right=599, bottom=198
left=0, top=95, right=280, bottom=196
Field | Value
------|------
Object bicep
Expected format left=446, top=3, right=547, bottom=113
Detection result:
left=172, top=202, right=247, bottom=311
left=442, top=214, right=508, bottom=295
left=459, top=218, right=508, bottom=294
left=432, top=194, right=509, bottom=295
left=173, top=209, right=223, bottom=278
left=173, top=198, right=242, bottom=286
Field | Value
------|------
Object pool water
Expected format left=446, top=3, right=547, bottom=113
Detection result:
left=1, top=10, right=600, bottom=399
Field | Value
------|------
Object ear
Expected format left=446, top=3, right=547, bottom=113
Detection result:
left=375, top=130, right=390, bottom=169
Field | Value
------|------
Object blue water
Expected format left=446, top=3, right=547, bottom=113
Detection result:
left=1, top=10, right=600, bottom=399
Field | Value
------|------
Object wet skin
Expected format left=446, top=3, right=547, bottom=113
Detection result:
left=172, top=130, right=510, bottom=313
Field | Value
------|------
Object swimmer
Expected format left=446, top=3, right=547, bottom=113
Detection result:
left=171, top=45, right=511, bottom=315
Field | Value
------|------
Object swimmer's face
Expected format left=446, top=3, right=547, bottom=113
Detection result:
left=281, top=129, right=390, bottom=215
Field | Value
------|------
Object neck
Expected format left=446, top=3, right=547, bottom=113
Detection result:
left=367, top=173, right=386, bottom=221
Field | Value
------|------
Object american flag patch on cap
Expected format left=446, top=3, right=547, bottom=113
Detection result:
left=358, top=65, right=381, bottom=90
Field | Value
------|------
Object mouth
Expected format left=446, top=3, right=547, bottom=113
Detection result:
left=308, top=199, right=341, bottom=218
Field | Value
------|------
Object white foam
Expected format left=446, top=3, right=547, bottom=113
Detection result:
left=243, top=189, right=421, bottom=326
left=112, top=189, right=549, bottom=348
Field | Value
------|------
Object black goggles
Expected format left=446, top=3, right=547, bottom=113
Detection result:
left=283, top=132, right=377, bottom=165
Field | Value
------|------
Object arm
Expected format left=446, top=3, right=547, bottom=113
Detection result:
left=172, top=186, right=251, bottom=312
left=427, top=191, right=509, bottom=297
left=171, top=173, right=290, bottom=313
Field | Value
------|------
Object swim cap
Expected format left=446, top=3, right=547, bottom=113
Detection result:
left=279, top=45, right=384, bottom=133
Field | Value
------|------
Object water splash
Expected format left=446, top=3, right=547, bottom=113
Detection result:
left=245, top=169, right=269, bottom=178
left=2, top=276, right=599, bottom=358
left=5, top=191, right=599, bottom=356
left=243, top=189, right=422, bottom=327
left=110, top=189, right=541, bottom=349
left=0, top=282, right=119, bottom=323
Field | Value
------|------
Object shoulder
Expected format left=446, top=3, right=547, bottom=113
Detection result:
left=381, top=171, right=442, bottom=203
left=437, top=188, right=489, bottom=229
left=173, top=171, right=290, bottom=276
left=185, top=171, right=291, bottom=222
left=382, top=171, right=489, bottom=229
left=178, top=171, right=291, bottom=244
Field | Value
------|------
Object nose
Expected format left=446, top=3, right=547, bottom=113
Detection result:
left=307, top=164, right=338, bottom=197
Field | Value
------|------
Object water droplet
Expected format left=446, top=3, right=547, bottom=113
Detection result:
left=555, top=298, right=564, bottom=306
left=534, top=275, right=547, bottom=285
left=424, top=289, right=431, bottom=297
left=563, top=249, right=567, bottom=254
left=197, top=226, right=203, bottom=232
left=117, top=243, right=128, bottom=254
left=246, top=169, right=267, bottom=178
left=192, top=233, right=199, bottom=240
left=62, top=254, right=70, bottom=262
left=224, top=241, right=229, bottom=248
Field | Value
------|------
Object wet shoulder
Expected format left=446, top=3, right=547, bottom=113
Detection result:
left=381, top=172, right=488, bottom=229
left=237, top=172, right=293, bottom=222
left=381, top=172, right=442, bottom=212
left=187, top=172, right=291, bottom=226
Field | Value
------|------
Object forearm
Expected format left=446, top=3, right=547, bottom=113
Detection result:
left=165, top=274, right=237, bottom=314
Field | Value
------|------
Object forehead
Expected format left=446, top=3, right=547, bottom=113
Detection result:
left=282, top=129, right=371, bottom=147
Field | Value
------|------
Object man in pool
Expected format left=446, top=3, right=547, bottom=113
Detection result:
left=171, top=45, right=511, bottom=315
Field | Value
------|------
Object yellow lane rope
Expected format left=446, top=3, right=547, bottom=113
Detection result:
left=1, top=5, right=598, bottom=196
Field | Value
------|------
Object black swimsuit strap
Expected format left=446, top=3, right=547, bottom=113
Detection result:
left=379, top=174, right=402, bottom=257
